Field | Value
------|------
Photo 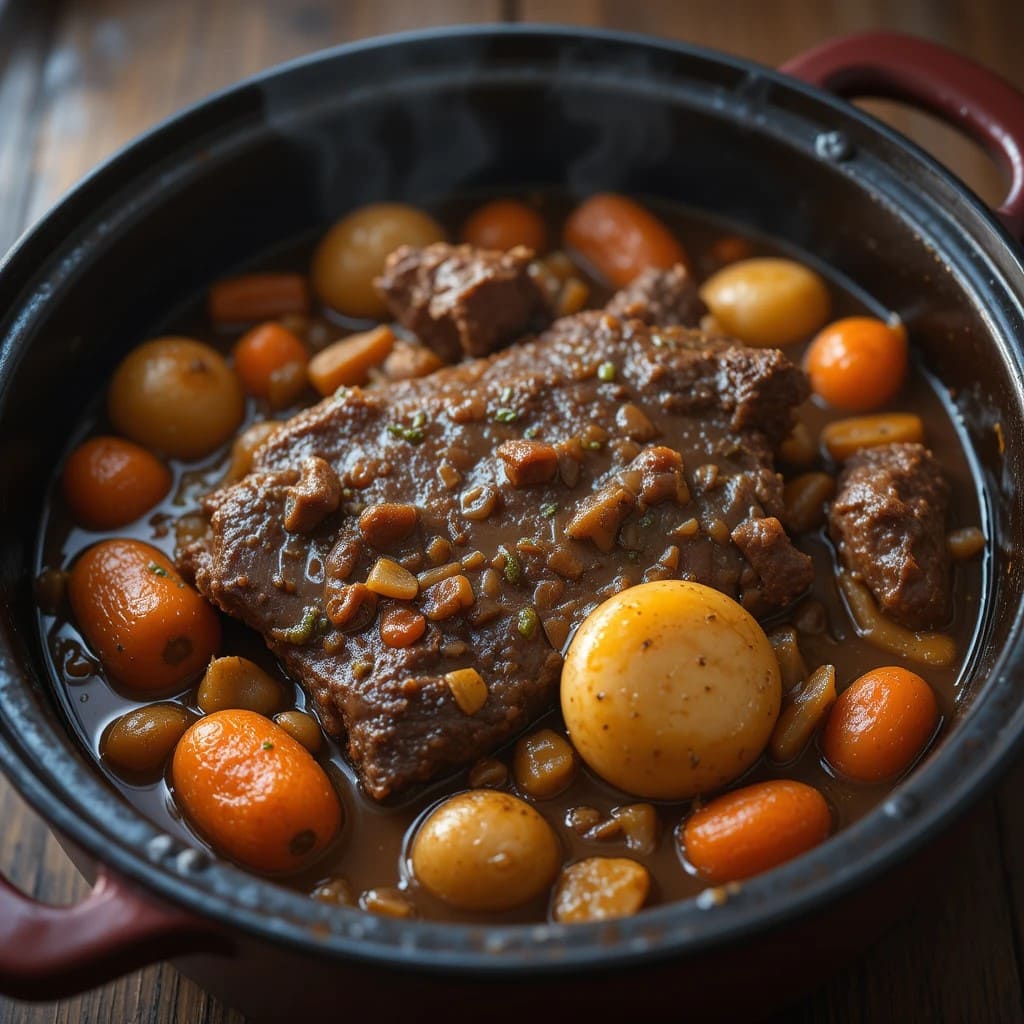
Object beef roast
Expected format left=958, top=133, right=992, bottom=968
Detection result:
left=603, top=264, right=706, bottom=327
left=829, top=442, right=950, bottom=629
left=181, top=313, right=812, bottom=799
left=375, top=243, right=551, bottom=361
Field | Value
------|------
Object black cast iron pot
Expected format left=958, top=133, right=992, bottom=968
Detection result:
left=1, top=26, right=1023, bottom=1021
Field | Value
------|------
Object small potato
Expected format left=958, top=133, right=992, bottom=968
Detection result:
left=274, top=710, right=323, bottom=753
left=410, top=790, right=561, bottom=911
left=197, top=656, right=284, bottom=716
left=101, top=703, right=193, bottom=775
left=312, top=203, right=445, bottom=318
left=699, top=258, right=830, bottom=347
left=561, top=581, right=780, bottom=799
left=108, top=337, right=244, bottom=459
left=513, top=729, right=577, bottom=799
left=552, top=857, right=650, bottom=924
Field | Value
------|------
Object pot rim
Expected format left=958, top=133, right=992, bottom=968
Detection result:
left=2, top=22, right=1024, bottom=975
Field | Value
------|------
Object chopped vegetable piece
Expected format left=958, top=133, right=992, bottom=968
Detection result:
left=365, top=558, right=419, bottom=600
left=209, top=273, right=310, bottom=325
left=444, top=667, right=488, bottom=715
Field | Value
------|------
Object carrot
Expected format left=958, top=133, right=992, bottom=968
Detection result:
left=822, top=666, right=939, bottom=782
left=308, top=325, right=395, bottom=395
left=67, top=539, right=220, bottom=693
left=208, top=273, right=310, bottom=325
left=172, top=710, right=341, bottom=873
left=379, top=606, right=426, bottom=648
left=461, top=199, right=548, bottom=253
left=62, top=436, right=172, bottom=530
left=804, top=317, right=908, bottom=412
left=682, top=780, right=831, bottom=884
left=564, top=193, right=688, bottom=287
left=232, top=322, right=309, bottom=399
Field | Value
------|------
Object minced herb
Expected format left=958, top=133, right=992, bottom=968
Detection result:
left=597, top=361, right=616, bottom=382
left=540, top=502, right=559, bottom=519
left=523, top=425, right=540, bottom=440
left=517, top=606, right=539, bottom=639
left=148, top=562, right=169, bottom=577
left=387, top=423, right=425, bottom=444
left=639, top=512, right=654, bottom=528
left=494, top=407, right=519, bottom=424
left=582, top=438, right=604, bottom=451
left=500, top=545, right=521, bottom=584
left=271, top=605, right=320, bottom=645
left=262, top=740, right=274, bottom=751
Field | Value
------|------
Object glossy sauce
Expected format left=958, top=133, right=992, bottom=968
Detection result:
left=35, top=193, right=987, bottom=923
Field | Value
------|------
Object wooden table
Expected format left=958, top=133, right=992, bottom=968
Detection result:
left=2, top=1, right=1023, bottom=1020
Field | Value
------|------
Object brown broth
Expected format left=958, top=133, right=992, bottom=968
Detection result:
left=35, top=192, right=987, bottom=924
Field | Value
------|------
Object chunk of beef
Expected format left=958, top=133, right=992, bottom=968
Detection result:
left=180, top=313, right=809, bottom=799
left=603, top=264, right=706, bottom=326
left=731, top=516, right=814, bottom=608
left=375, top=243, right=551, bottom=361
left=829, top=442, right=950, bottom=630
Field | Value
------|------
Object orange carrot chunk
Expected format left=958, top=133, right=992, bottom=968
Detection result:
left=564, top=193, right=688, bottom=287
left=68, top=539, right=220, bottom=693
left=233, top=322, right=309, bottom=399
left=62, top=436, right=172, bottom=530
left=461, top=199, right=548, bottom=253
left=172, top=710, right=341, bottom=873
left=682, top=779, right=831, bottom=884
left=804, top=317, right=908, bottom=412
left=209, top=273, right=310, bottom=325
left=822, top=666, right=939, bottom=782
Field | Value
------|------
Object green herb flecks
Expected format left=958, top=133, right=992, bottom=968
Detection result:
left=540, top=502, right=559, bottom=519
left=262, top=740, right=274, bottom=751
left=597, top=361, right=616, bottom=382
left=517, top=606, right=539, bottom=639
left=523, top=425, right=540, bottom=440
left=500, top=545, right=521, bottom=584
left=582, top=438, right=604, bottom=451
left=271, top=605, right=320, bottom=645
left=148, top=562, right=169, bottom=577
left=639, top=512, right=654, bottom=529
left=494, top=407, right=519, bottom=424
left=388, top=422, right=425, bottom=444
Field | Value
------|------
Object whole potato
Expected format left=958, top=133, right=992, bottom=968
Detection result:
left=699, top=257, right=830, bottom=347
left=108, top=337, right=244, bottom=459
left=561, top=580, right=780, bottom=799
left=410, top=790, right=561, bottom=911
left=312, top=203, right=445, bottom=319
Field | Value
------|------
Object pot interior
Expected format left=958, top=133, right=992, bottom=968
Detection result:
left=1, top=27, right=1023, bottom=969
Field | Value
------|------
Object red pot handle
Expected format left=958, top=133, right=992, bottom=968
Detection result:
left=0, top=865, right=224, bottom=1000
left=782, top=31, right=1024, bottom=240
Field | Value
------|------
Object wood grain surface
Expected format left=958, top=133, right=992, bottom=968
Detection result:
left=1, top=0, right=1023, bottom=1020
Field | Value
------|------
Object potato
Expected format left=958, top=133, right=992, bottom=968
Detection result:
left=561, top=580, right=780, bottom=799
left=410, top=790, right=561, bottom=911
left=699, top=258, right=830, bottom=347
left=312, top=203, right=445, bottom=319
left=108, top=337, right=244, bottom=459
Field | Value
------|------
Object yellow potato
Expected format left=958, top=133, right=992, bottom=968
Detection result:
left=699, top=257, right=830, bottom=347
left=311, top=203, right=445, bottom=319
left=561, top=580, right=780, bottom=799
left=410, top=790, right=561, bottom=911
left=107, top=337, right=244, bottom=459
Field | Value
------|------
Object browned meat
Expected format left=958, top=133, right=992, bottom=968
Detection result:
left=375, top=243, right=551, bottom=361
left=603, top=264, right=706, bottom=326
left=829, top=442, right=950, bottom=629
left=731, top=516, right=814, bottom=608
left=181, top=313, right=809, bottom=799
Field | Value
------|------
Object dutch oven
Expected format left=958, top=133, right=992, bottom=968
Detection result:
left=1, top=26, right=1023, bottom=1021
